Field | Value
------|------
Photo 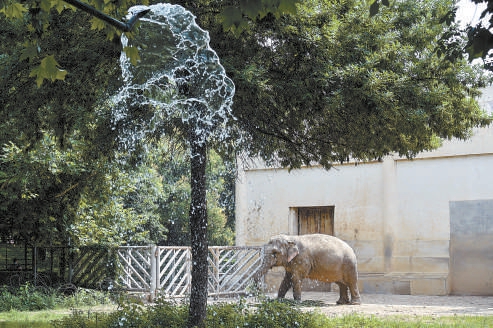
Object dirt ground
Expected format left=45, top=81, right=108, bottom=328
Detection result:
left=261, top=292, right=493, bottom=317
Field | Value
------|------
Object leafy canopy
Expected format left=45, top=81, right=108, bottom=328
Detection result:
left=190, top=0, right=491, bottom=168
left=371, top=0, right=493, bottom=70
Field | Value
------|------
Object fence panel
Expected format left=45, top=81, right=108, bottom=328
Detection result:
left=208, top=246, right=263, bottom=297
left=117, top=246, right=153, bottom=292
left=111, top=245, right=263, bottom=298
left=71, top=247, right=110, bottom=289
left=157, top=247, right=191, bottom=297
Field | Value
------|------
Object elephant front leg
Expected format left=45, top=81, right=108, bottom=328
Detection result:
left=335, top=282, right=350, bottom=305
left=277, top=272, right=293, bottom=299
left=291, top=276, right=303, bottom=301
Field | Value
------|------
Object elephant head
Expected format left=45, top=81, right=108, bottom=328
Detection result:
left=255, top=235, right=300, bottom=280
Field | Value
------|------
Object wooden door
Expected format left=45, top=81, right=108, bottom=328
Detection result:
left=298, top=206, right=334, bottom=235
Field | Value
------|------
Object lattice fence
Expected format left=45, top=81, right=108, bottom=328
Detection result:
left=117, top=246, right=153, bottom=292
left=208, top=246, right=263, bottom=297
left=114, top=245, right=263, bottom=298
left=158, top=247, right=191, bottom=297
left=71, top=247, right=113, bottom=289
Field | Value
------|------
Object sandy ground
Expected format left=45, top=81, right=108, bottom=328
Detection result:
left=261, top=292, right=493, bottom=317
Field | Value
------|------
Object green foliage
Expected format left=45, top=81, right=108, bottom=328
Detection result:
left=0, top=284, right=57, bottom=312
left=0, top=0, right=148, bottom=86
left=123, top=45, right=141, bottom=65
left=0, top=284, right=112, bottom=312
left=0, top=12, right=167, bottom=248
left=28, top=54, right=68, bottom=87
left=371, top=0, right=493, bottom=70
left=0, top=2, right=27, bottom=19
left=145, top=299, right=189, bottom=328
left=57, top=288, right=113, bottom=308
left=51, top=311, right=113, bottom=328
left=52, top=298, right=333, bottom=328
left=188, top=0, right=492, bottom=169
left=370, top=0, right=390, bottom=17
left=73, top=163, right=165, bottom=247
left=1, top=13, right=111, bottom=243
left=231, top=299, right=330, bottom=328
left=220, top=0, right=300, bottom=34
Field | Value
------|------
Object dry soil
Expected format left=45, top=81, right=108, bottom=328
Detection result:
left=263, top=291, right=493, bottom=317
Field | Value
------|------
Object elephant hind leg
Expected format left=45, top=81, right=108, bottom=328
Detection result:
left=335, top=282, right=350, bottom=305
left=349, top=282, right=361, bottom=305
left=343, top=265, right=361, bottom=305
left=277, top=272, right=293, bottom=299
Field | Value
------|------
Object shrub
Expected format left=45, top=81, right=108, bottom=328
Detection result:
left=147, top=299, right=188, bottom=328
left=0, top=284, right=58, bottom=311
left=206, top=301, right=247, bottom=327
left=51, top=309, right=113, bottom=328
left=57, top=288, right=112, bottom=308
left=52, top=297, right=333, bottom=328
left=245, top=299, right=331, bottom=328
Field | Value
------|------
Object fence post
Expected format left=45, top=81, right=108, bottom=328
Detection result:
left=150, top=245, right=157, bottom=300
left=212, top=248, right=220, bottom=298
left=186, top=248, right=192, bottom=295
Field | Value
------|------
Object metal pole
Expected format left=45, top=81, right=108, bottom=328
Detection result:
left=62, top=0, right=149, bottom=32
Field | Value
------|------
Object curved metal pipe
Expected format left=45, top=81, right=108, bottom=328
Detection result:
left=63, top=0, right=149, bottom=32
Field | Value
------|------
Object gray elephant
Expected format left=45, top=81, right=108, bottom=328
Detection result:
left=255, top=233, right=361, bottom=304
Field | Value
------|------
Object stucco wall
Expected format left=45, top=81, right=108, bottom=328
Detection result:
left=235, top=86, right=493, bottom=295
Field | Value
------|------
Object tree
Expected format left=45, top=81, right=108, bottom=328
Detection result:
left=179, top=0, right=491, bottom=170
left=0, top=12, right=122, bottom=247
left=110, top=6, right=240, bottom=324
left=1, top=7, right=237, bottom=325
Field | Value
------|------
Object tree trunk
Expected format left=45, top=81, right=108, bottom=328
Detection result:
left=187, top=128, right=208, bottom=328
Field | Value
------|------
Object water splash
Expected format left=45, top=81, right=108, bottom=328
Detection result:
left=112, top=3, right=235, bottom=150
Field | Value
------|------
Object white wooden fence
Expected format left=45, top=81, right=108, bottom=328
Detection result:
left=117, top=246, right=263, bottom=298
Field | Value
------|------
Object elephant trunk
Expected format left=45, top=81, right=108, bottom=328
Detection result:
left=253, top=245, right=275, bottom=283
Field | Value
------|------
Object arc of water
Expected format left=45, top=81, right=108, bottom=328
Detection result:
left=113, top=3, right=236, bottom=150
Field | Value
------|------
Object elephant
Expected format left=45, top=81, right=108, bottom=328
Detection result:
left=255, top=233, right=361, bottom=304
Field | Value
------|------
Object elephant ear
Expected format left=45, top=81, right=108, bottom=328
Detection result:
left=287, top=242, right=299, bottom=262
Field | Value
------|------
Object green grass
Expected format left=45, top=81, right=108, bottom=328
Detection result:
left=0, top=309, right=66, bottom=328
left=323, top=315, right=493, bottom=327
left=0, top=305, right=118, bottom=328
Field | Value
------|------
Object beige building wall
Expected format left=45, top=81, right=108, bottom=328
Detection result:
left=235, top=86, right=493, bottom=295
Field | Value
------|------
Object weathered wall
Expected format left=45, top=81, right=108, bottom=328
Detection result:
left=450, top=199, right=493, bottom=295
left=236, top=86, right=493, bottom=295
